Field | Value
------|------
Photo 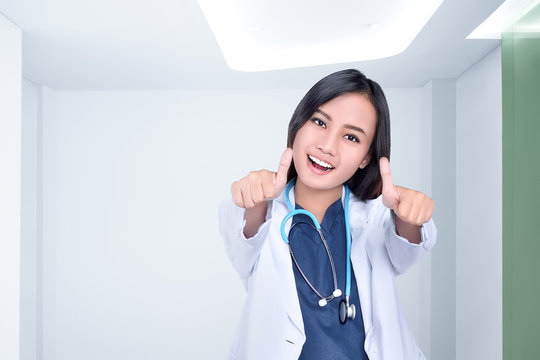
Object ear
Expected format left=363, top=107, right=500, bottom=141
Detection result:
left=359, top=156, right=370, bottom=169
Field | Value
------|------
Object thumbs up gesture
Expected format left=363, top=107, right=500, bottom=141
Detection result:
left=379, top=157, right=434, bottom=227
left=231, top=148, right=293, bottom=209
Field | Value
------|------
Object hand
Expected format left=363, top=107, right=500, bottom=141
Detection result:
left=379, top=157, right=434, bottom=226
left=231, top=148, right=293, bottom=208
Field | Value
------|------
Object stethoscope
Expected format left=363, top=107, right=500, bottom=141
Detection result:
left=280, top=180, right=356, bottom=325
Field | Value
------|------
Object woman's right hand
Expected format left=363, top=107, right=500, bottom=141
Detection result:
left=231, top=148, right=293, bottom=208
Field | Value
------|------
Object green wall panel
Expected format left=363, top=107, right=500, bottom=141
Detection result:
left=502, top=4, right=540, bottom=359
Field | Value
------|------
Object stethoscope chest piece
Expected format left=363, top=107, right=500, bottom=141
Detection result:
left=339, top=297, right=356, bottom=324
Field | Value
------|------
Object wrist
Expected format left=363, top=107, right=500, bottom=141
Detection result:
left=394, top=211, right=422, bottom=244
left=243, top=201, right=269, bottom=238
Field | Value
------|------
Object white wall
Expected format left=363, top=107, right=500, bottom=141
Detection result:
left=21, top=79, right=41, bottom=360
left=429, top=79, right=457, bottom=360
left=456, top=46, right=502, bottom=360
left=26, top=86, right=432, bottom=359
left=0, top=12, right=22, bottom=360
left=387, top=88, right=433, bottom=359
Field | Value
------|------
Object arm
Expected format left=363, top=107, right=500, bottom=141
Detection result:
left=379, top=157, right=435, bottom=244
left=395, top=217, right=421, bottom=244
left=243, top=201, right=268, bottom=238
left=396, top=217, right=422, bottom=244
left=220, top=149, right=292, bottom=280
left=385, top=209, right=437, bottom=275
left=378, top=157, right=437, bottom=274
left=218, top=199, right=272, bottom=281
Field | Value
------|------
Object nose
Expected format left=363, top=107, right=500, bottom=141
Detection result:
left=317, top=133, right=338, bottom=156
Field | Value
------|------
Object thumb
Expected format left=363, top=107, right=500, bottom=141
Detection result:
left=273, top=148, right=293, bottom=192
left=379, top=157, right=399, bottom=210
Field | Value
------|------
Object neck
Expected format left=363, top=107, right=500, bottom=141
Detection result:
left=293, top=180, right=342, bottom=224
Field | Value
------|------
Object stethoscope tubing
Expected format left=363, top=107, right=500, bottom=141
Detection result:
left=343, top=183, right=352, bottom=297
left=287, top=223, right=339, bottom=303
left=280, top=180, right=352, bottom=299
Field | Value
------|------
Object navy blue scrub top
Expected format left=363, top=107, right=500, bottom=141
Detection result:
left=289, top=199, right=369, bottom=360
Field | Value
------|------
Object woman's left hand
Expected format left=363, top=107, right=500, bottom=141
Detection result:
left=379, top=157, right=434, bottom=226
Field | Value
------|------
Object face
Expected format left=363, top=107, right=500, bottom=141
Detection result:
left=292, top=92, right=377, bottom=193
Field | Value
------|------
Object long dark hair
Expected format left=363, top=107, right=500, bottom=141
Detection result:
left=286, top=69, right=391, bottom=201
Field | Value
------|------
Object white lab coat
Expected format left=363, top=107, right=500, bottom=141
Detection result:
left=218, top=186, right=437, bottom=360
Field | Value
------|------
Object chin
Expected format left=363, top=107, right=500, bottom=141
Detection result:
left=296, top=172, right=344, bottom=192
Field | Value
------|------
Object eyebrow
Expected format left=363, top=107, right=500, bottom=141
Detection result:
left=314, top=109, right=366, bottom=136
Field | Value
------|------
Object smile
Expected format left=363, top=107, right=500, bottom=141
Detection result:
left=308, top=154, right=334, bottom=171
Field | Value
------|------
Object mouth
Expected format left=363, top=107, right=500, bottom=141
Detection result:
left=308, top=154, right=334, bottom=172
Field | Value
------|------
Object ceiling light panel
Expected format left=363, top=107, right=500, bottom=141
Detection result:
left=197, top=0, right=444, bottom=71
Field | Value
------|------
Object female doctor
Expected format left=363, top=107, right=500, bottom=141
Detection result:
left=219, top=69, right=436, bottom=360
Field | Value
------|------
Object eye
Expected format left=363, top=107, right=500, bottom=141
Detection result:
left=311, top=117, right=326, bottom=128
left=344, top=134, right=360, bottom=143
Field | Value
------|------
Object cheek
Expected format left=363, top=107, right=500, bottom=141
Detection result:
left=347, top=147, right=369, bottom=169
left=290, top=137, right=304, bottom=169
left=291, top=127, right=310, bottom=153
left=292, top=148, right=307, bottom=171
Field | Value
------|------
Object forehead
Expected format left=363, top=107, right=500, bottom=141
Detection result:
left=318, top=93, right=377, bottom=130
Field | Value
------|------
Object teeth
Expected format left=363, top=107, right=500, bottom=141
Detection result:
left=309, top=155, right=334, bottom=169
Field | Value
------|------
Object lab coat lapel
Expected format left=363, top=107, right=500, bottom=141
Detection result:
left=346, top=188, right=375, bottom=338
left=272, top=187, right=305, bottom=336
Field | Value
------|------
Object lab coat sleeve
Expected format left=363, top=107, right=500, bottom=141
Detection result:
left=218, top=199, right=272, bottom=281
left=384, top=207, right=437, bottom=276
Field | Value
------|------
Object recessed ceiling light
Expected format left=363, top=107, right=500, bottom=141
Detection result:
left=467, top=0, right=540, bottom=39
left=197, top=0, right=444, bottom=71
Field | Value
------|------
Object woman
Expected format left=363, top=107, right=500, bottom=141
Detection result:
left=219, top=69, right=436, bottom=359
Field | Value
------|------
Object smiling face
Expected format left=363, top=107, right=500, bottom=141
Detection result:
left=292, top=92, right=377, bottom=196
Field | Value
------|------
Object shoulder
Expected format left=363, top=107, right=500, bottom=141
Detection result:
left=348, top=193, right=391, bottom=228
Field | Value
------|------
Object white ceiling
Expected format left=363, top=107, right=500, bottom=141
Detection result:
left=0, top=0, right=504, bottom=90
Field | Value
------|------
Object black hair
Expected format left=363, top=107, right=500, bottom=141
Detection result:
left=286, top=69, right=391, bottom=201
